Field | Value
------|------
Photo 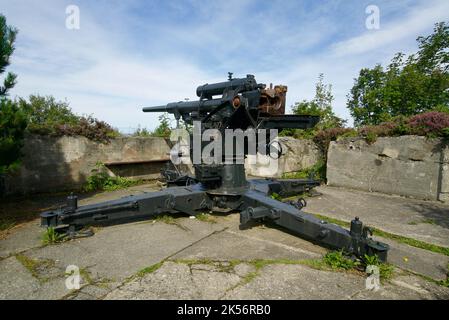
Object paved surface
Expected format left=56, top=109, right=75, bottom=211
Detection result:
left=1, top=184, right=448, bottom=300
left=306, top=186, right=449, bottom=247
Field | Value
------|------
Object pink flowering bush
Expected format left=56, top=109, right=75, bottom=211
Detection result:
left=407, top=112, right=449, bottom=137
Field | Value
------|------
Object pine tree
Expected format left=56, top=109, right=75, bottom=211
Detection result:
left=0, top=14, right=27, bottom=174
left=0, top=14, right=18, bottom=97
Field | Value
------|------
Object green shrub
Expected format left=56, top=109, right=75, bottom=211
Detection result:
left=56, top=115, right=120, bottom=142
left=282, top=160, right=326, bottom=181
left=83, top=162, right=142, bottom=192
left=133, top=126, right=152, bottom=137
left=323, top=251, right=360, bottom=270
left=313, top=127, right=356, bottom=153
left=348, top=22, right=449, bottom=126
left=19, top=95, right=120, bottom=143
left=365, top=131, right=378, bottom=144
left=151, top=113, right=172, bottom=137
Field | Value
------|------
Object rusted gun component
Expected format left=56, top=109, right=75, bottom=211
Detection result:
left=259, top=84, right=287, bottom=115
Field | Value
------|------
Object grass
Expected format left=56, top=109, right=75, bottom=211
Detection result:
left=152, top=214, right=190, bottom=231
left=281, top=161, right=326, bottom=181
left=195, top=213, right=217, bottom=224
left=42, top=227, right=65, bottom=245
left=154, top=215, right=177, bottom=225
left=83, top=162, right=144, bottom=192
left=420, top=218, right=437, bottom=225
left=15, top=254, right=55, bottom=282
left=403, top=264, right=449, bottom=288
left=312, top=213, right=449, bottom=257
left=362, top=254, right=395, bottom=281
left=408, top=218, right=437, bottom=225
left=441, top=264, right=449, bottom=287
left=0, top=219, right=16, bottom=231
left=322, top=251, right=360, bottom=270
left=79, top=268, right=94, bottom=285
left=173, top=258, right=240, bottom=273
left=270, top=193, right=282, bottom=201
left=136, top=261, right=164, bottom=277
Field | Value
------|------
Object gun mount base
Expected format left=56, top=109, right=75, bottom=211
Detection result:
left=41, top=177, right=389, bottom=262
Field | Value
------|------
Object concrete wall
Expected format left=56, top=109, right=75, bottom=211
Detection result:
left=2, top=135, right=323, bottom=195
left=245, top=137, right=323, bottom=178
left=327, top=136, right=449, bottom=201
left=6, top=134, right=446, bottom=201
left=3, top=135, right=171, bottom=195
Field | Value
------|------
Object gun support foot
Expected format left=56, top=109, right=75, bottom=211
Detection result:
left=241, top=190, right=389, bottom=262
left=40, top=187, right=211, bottom=229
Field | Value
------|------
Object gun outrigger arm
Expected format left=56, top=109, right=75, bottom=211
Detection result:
left=41, top=74, right=389, bottom=262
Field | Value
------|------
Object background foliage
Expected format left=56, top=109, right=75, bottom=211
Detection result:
left=0, top=14, right=27, bottom=174
left=347, top=22, right=449, bottom=126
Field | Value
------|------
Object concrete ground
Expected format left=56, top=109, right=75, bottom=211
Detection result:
left=0, top=183, right=448, bottom=300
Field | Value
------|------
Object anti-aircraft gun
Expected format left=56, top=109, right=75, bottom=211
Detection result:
left=41, top=73, right=390, bottom=262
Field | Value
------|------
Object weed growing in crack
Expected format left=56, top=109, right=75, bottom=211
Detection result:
left=42, top=227, right=65, bottom=245
left=136, top=261, right=164, bottom=277
left=195, top=213, right=217, bottom=224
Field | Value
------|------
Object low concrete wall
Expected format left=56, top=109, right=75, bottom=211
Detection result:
left=245, top=137, right=323, bottom=178
left=3, top=135, right=171, bottom=195
left=327, top=136, right=449, bottom=201
left=8, top=134, right=445, bottom=201
left=2, top=135, right=323, bottom=195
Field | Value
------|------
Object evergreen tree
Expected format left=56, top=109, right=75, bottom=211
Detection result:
left=0, top=14, right=27, bottom=174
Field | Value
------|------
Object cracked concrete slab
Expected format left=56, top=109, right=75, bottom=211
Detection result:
left=0, top=221, right=43, bottom=258
left=222, top=264, right=365, bottom=300
left=1, top=184, right=448, bottom=300
left=25, top=218, right=226, bottom=281
left=0, top=256, right=41, bottom=299
left=380, top=237, right=449, bottom=281
left=353, top=275, right=449, bottom=300
left=105, top=261, right=449, bottom=300
left=106, top=261, right=243, bottom=300
left=305, top=186, right=449, bottom=247
left=172, top=229, right=321, bottom=262
left=0, top=255, right=70, bottom=300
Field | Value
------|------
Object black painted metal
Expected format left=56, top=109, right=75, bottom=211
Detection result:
left=41, top=74, right=390, bottom=262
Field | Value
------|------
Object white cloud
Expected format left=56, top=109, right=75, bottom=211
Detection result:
left=1, top=0, right=447, bottom=130
left=332, top=0, right=449, bottom=56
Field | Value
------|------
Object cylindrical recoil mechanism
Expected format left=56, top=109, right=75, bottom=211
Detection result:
left=196, top=74, right=262, bottom=99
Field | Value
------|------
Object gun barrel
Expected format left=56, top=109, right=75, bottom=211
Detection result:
left=142, top=98, right=225, bottom=114
left=142, top=105, right=168, bottom=113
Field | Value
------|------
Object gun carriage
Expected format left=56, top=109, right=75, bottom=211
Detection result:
left=41, top=73, right=389, bottom=261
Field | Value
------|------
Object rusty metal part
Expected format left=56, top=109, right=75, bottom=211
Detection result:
left=259, top=84, right=287, bottom=115
left=232, top=96, right=241, bottom=108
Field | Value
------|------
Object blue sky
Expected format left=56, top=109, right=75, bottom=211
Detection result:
left=1, top=0, right=449, bottom=132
